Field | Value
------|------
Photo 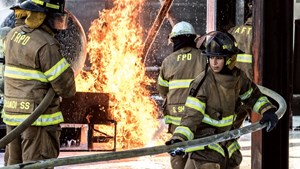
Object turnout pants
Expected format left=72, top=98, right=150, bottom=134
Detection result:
left=171, top=154, right=188, bottom=169
left=185, top=160, right=240, bottom=169
left=6, top=125, right=61, bottom=166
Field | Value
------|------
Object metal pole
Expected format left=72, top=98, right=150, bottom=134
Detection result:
left=159, top=0, right=177, bottom=27
left=206, top=0, right=217, bottom=32
left=141, top=0, right=174, bottom=64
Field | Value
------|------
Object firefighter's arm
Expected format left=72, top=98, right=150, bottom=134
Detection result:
left=157, top=66, right=169, bottom=97
left=157, top=75, right=168, bottom=97
left=39, top=43, right=76, bottom=98
left=242, top=80, right=276, bottom=114
left=167, top=88, right=206, bottom=144
left=239, top=73, right=278, bottom=131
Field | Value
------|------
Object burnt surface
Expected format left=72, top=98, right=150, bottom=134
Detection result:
left=60, top=92, right=110, bottom=124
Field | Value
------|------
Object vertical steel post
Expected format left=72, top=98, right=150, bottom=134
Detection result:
left=252, top=0, right=293, bottom=169
left=206, top=0, right=217, bottom=32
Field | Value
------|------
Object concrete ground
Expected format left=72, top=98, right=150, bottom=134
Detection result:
left=0, top=116, right=299, bottom=169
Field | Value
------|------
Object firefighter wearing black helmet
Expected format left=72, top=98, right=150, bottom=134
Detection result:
left=2, top=0, right=75, bottom=166
left=165, top=31, right=278, bottom=169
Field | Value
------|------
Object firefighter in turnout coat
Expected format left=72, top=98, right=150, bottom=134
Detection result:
left=165, top=31, right=278, bottom=169
left=228, top=1, right=253, bottom=80
left=157, top=21, right=207, bottom=169
left=2, top=0, right=76, bottom=165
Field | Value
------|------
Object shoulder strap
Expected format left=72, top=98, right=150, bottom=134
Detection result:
left=189, top=63, right=209, bottom=97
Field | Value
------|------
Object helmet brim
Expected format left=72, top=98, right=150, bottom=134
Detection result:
left=201, top=48, right=244, bottom=57
left=201, top=51, right=229, bottom=57
left=10, top=5, right=21, bottom=10
left=19, top=1, right=45, bottom=12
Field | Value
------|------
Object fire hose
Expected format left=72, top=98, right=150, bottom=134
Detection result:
left=0, top=88, right=55, bottom=149
left=0, top=85, right=287, bottom=169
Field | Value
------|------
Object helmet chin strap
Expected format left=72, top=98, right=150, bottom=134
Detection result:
left=226, top=54, right=237, bottom=70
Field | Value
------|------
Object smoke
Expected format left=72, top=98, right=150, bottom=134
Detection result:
left=0, top=0, right=15, bottom=26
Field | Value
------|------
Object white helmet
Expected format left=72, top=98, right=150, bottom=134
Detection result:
left=169, top=21, right=196, bottom=39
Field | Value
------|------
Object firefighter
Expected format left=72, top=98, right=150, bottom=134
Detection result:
left=165, top=31, right=278, bottom=169
left=228, top=1, right=253, bottom=80
left=2, top=0, right=76, bottom=166
left=157, top=21, right=207, bottom=169
left=1, top=1, right=29, bottom=165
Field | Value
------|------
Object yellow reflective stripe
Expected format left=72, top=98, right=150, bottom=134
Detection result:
left=208, top=144, right=225, bottom=157
left=46, top=2, right=59, bottom=10
left=32, top=0, right=60, bottom=10
left=158, top=75, right=169, bottom=87
left=174, top=126, right=194, bottom=140
left=169, top=79, right=193, bottom=89
left=202, top=114, right=235, bottom=127
left=240, top=87, right=253, bottom=100
left=253, top=96, right=270, bottom=112
left=185, top=145, right=205, bottom=153
left=185, top=96, right=206, bottom=114
left=32, top=0, right=44, bottom=5
left=185, top=143, right=225, bottom=157
left=237, top=54, right=252, bottom=63
left=228, top=141, right=240, bottom=158
left=163, top=115, right=181, bottom=125
left=2, top=111, right=64, bottom=126
left=186, top=96, right=234, bottom=127
left=4, top=65, right=48, bottom=82
left=44, top=58, right=70, bottom=81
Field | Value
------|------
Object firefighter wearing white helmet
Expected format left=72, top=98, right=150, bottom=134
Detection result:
left=2, top=0, right=76, bottom=166
left=169, top=21, right=197, bottom=39
left=157, top=21, right=206, bottom=169
left=166, top=31, right=278, bottom=169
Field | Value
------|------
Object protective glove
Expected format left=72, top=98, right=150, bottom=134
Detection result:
left=259, top=109, right=278, bottom=132
left=165, top=139, right=186, bottom=157
left=169, top=147, right=186, bottom=157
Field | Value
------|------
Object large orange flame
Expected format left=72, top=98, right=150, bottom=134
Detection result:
left=75, top=0, right=162, bottom=150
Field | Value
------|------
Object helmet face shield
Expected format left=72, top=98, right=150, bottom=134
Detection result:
left=47, top=12, right=69, bottom=30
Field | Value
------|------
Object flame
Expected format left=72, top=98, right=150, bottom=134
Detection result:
left=75, top=0, right=163, bottom=150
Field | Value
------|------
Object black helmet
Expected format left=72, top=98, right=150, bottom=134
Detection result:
left=10, top=0, right=26, bottom=10
left=19, top=0, right=65, bottom=13
left=201, top=31, right=242, bottom=57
